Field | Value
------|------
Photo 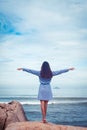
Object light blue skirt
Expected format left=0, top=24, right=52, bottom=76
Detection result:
left=38, top=84, right=53, bottom=100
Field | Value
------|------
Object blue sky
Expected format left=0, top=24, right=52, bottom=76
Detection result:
left=0, top=0, right=87, bottom=96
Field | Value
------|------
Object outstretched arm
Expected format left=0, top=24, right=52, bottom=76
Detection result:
left=52, top=67, right=75, bottom=76
left=17, top=68, right=40, bottom=76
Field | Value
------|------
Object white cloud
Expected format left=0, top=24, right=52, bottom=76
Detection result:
left=0, top=0, right=87, bottom=96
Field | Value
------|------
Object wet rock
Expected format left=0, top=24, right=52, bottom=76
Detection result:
left=0, top=101, right=27, bottom=130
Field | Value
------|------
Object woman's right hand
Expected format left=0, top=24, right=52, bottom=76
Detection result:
left=17, top=68, right=23, bottom=71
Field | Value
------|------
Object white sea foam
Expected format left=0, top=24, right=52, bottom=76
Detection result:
left=0, top=96, right=87, bottom=105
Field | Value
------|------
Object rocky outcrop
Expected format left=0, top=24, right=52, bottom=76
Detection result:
left=0, top=104, right=6, bottom=130
left=0, top=101, right=27, bottom=130
left=0, top=101, right=87, bottom=130
left=5, top=121, right=87, bottom=130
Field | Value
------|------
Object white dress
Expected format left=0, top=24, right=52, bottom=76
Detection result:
left=23, top=68, right=69, bottom=101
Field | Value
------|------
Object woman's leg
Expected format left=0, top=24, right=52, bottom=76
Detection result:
left=40, top=100, right=45, bottom=122
left=44, top=101, right=48, bottom=119
left=40, top=100, right=48, bottom=123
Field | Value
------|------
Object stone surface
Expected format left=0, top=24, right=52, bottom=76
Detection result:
left=0, top=106, right=7, bottom=130
left=0, top=101, right=87, bottom=130
left=5, top=121, right=87, bottom=130
left=0, top=101, right=27, bottom=130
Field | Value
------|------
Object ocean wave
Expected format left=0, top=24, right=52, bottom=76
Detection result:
left=0, top=100, right=87, bottom=105
left=17, top=100, right=87, bottom=105
left=0, top=96, right=87, bottom=105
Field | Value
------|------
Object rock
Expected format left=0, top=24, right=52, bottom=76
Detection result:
left=5, top=121, right=87, bottom=130
left=0, top=106, right=7, bottom=130
left=0, top=101, right=27, bottom=130
left=0, top=101, right=87, bottom=130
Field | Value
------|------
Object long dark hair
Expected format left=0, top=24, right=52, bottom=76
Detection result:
left=40, top=61, right=52, bottom=78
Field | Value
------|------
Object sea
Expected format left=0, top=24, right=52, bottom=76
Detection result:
left=0, top=95, right=87, bottom=127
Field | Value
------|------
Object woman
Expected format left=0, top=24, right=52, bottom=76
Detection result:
left=17, top=61, right=74, bottom=123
